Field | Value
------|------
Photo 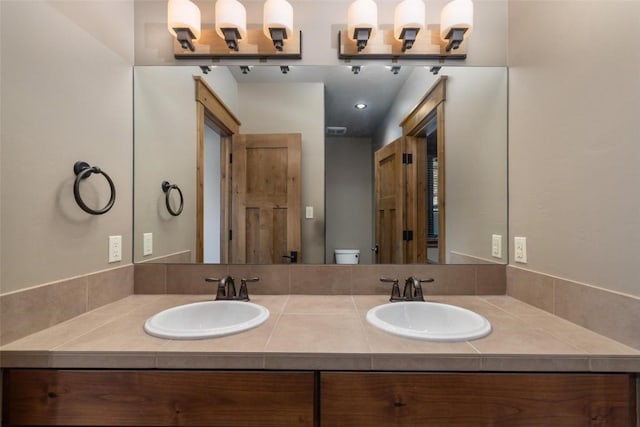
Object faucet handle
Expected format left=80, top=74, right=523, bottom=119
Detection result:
left=380, top=277, right=401, bottom=301
left=238, top=277, right=260, bottom=301
left=412, top=278, right=434, bottom=302
left=205, top=277, right=226, bottom=299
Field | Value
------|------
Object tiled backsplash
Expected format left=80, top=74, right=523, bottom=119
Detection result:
left=507, top=266, right=640, bottom=350
left=134, top=264, right=507, bottom=296
left=0, top=265, right=133, bottom=345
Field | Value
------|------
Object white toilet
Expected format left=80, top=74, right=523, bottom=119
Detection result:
left=335, top=249, right=360, bottom=264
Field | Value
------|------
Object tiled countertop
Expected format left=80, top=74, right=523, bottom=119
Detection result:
left=1, top=294, right=639, bottom=372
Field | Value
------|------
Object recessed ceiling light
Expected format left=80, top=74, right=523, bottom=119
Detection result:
left=354, top=103, right=367, bottom=110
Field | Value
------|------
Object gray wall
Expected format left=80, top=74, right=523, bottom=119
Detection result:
left=508, top=0, right=640, bottom=297
left=325, top=137, right=374, bottom=264
left=133, top=66, right=238, bottom=262
left=1, top=0, right=134, bottom=294
left=375, top=67, right=508, bottom=263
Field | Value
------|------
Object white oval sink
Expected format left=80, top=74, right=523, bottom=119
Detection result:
left=366, top=301, right=491, bottom=342
left=144, top=300, right=269, bottom=340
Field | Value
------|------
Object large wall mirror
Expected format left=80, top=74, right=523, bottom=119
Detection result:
left=134, top=65, right=507, bottom=265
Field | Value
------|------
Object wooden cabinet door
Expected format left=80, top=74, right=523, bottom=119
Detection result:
left=320, top=372, right=635, bottom=426
left=3, top=370, right=315, bottom=426
left=374, top=138, right=404, bottom=264
left=231, top=133, right=301, bottom=264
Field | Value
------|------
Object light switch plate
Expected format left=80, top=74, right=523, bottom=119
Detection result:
left=143, top=233, right=153, bottom=256
left=491, top=234, right=502, bottom=258
left=514, top=236, right=527, bottom=263
left=305, top=206, right=314, bottom=219
left=109, top=235, right=122, bottom=263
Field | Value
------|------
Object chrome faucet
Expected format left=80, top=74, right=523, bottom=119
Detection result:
left=205, top=276, right=259, bottom=301
left=380, top=276, right=434, bottom=302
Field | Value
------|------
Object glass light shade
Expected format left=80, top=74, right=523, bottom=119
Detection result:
left=347, top=0, right=378, bottom=40
left=167, top=0, right=201, bottom=39
left=394, top=0, right=425, bottom=41
left=215, top=0, right=247, bottom=39
left=263, top=0, right=293, bottom=39
left=440, top=0, right=473, bottom=40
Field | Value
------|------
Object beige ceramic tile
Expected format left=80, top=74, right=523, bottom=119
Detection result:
left=228, top=264, right=290, bottom=294
left=480, top=356, right=590, bottom=372
left=506, top=266, right=554, bottom=312
left=50, top=352, right=157, bottom=369
left=554, top=278, right=640, bottom=350
left=479, top=295, right=550, bottom=317
left=264, top=353, right=371, bottom=370
left=289, top=265, right=351, bottom=294
left=351, top=295, right=391, bottom=313
left=1, top=296, right=162, bottom=351
left=476, top=265, right=507, bottom=294
left=156, top=352, right=265, bottom=369
left=55, top=296, right=197, bottom=352
left=349, top=265, right=410, bottom=295
left=134, top=263, right=167, bottom=294
left=265, top=313, right=369, bottom=353
left=0, top=351, right=51, bottom=368
left=248, top=295, right=289, bottom=314
left=396, top=265, right=449, bottom=295
left=442, top=265, right=476, bottom=294
left=0, top=277, right=88, bottom=345
left=166, top=264, right=229, bottom=294
left=87, top=265, right=134, bottom=310
left=372, top=355, right=482, bottom=371
left=589, top=357, right=640, bottom=372
left=282, top=295, right=356, bottom=315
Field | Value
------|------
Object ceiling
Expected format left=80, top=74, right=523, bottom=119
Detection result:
left=228, top=65, right=413, bottom=138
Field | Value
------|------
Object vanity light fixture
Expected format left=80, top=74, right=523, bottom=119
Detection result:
left=215, top=0, right=247, bottom=51
left=264, top=0, right=293, bottom=51
left=351, top=65, right=362, bottom=75
left=200, top=65, right=212, bottom=74
left=169, top=0, right=302, bottom=60
left=167, top=0, right=201, bottom=52
left=440, top=0, right=473, bottom=51
left=347, top=0, right=378, bottom=51
left=430, top=66, right=441, bottom=75
left=354, top=103, right=368, bottom=110
left=240, top=65, right=251, bottom=74
left=390, top=65, right=401, bottom=74
left=394, top=0, right=425, bottom=52
left=280, top=65, right=290, bottom=74
left=338, top=0, right=472, bottom=60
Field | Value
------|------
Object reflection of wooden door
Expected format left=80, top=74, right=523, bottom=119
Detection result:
left=374, top=138, right=404, bottom=264
left=231, top=133, right=301, bottom=264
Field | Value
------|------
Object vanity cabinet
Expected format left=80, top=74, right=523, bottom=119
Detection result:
left=2, top=370, right=315, bottom=426
left=2, top=369, right=636, bottom=426
left=320, top=372, right=636, bottom=426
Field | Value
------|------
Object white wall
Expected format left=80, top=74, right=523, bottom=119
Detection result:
left=237, top=82, right=325, bottom=263
left=508, top=1, right=640, bottom=297
left=204, top=126, right=222, bottom=263
left=1, top=0, right=134, bottom=293
left=133, top=66, right=237, bottom=262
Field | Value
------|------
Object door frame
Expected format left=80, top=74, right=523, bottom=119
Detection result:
left=194, top=77, right=241, bottom=263
left=400, top=76, right=447, bottom=263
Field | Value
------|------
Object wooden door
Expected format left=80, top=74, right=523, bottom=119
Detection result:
left=231, top=133, right=301, bottom=264
left=374, top=138, right=404, bottom=264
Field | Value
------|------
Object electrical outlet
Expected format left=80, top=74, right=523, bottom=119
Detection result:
left=491, top=234, right=502, bottom=258
left=305, top=206, right=314, bottom=219
left=108, top=235, right=122, bottom=263
left=514, top=236, right=527, bottom=263
left=143, top=233, right=153, bottom=256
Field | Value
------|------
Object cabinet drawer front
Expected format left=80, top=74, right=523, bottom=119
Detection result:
left=320, top=372, right=635, bottom=426
left=3, top=370, right=315, bottom=426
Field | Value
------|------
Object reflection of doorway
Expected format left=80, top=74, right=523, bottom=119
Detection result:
left=230, top=133, right=302, bottom=264
left=203, top=124, right=222, bottom=263
left=374, top=76, right=446, bottom=264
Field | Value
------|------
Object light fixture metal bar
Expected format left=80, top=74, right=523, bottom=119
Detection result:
left=338, top=26, right=466, bottom=60
left=174, top=26, right=302, bottom=60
